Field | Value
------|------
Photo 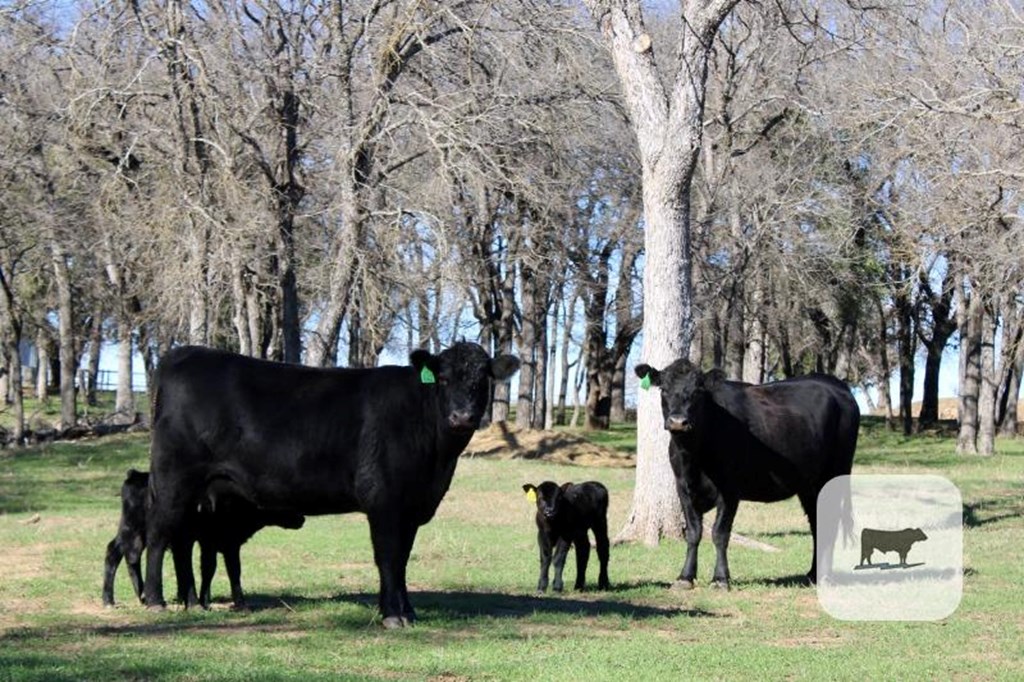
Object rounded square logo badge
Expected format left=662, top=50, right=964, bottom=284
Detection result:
left=816, top=474, right=962, bottom=621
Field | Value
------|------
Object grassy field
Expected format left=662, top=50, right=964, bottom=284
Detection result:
left=0, top=424, right=1022, bottom=681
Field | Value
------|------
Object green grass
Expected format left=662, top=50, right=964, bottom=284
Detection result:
left=0, top=428, right=1022, bottom=680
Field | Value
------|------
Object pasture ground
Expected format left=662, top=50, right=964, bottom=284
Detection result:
left=0, top=423, right=1022, bottom=680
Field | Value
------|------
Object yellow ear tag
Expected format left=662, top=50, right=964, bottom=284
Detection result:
left=526, top=489, right=537, bottom=503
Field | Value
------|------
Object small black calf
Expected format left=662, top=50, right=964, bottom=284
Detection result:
left=102, top=469, right=149, bottom=607
left=523, top=481, right=610, bottom=592
left=102, top=470, right=305, bottom=608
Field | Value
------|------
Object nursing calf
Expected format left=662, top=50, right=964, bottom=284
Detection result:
left=523, top=481, right=610, bottom=592
left=635, top=360, right=859, bottom=588
left=102, top=469, right=304, bottom=609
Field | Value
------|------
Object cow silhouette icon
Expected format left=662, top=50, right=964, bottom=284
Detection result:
left=858, top=527, right=928, bottom=568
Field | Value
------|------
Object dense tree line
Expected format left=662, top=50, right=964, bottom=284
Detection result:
left=1, top=0, right=1021, bottom=474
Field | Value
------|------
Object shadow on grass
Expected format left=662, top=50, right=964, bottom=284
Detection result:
left=963, top=498, right=1024, bottom=528
left=731, top=574, right=813, bottom=589
left=327, top=589, right=714, bottom=622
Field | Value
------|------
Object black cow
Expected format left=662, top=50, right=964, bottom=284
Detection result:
left=144, top=342, right=519, bottom=628
left=102, top=470, right=305, bottom=609
left=523, top=481, right=611, bottom=592
left=860, top=527, right=927, bottom=567
left=635, top=359, right=859, bottom=588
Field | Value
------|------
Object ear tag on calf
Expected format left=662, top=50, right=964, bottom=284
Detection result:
left=526, top=489, right=537, bottom=503
left=640, top=373, right=652, bottom=391
left=420, top=366, right=436, bottom=384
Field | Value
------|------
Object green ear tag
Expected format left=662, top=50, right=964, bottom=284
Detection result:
left=420, top=366, right=436, bottom=384
left=640, top=373, right=652, bottom=390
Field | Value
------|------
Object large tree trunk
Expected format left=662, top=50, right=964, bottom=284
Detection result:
left=977, top=304, right=998, bottom=455
left=115, top=317, right=135, bottom=422
left=0, top=269, right=24, bottom=441
left=35, top=330, right=49, bottom=403
left=516, top=263, right=538, bottom=430
left=995, top=297, right=1023, bottom=437
left=894, top=290, right=915, bottom=436
left=957, top=287, right=983, bottom=455
left=556, top=294, right=578, bottom=426
left=51, top=241, right=77, bottom=430
left=85, top=311, right=102, bottom=407
left=586, top=0, right=739, bottom=544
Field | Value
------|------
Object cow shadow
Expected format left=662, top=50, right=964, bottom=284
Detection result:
left=332, top=589, right=714, bottom=622
left=731, top=574, right=812, bottom=589
left=962, top=498, right=1023, bottom=528
left=234, top=588, right=714, bottom=622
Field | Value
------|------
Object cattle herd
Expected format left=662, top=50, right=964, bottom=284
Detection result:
left=102, top=343, right=861, bottom=627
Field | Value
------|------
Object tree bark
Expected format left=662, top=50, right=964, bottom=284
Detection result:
left=50, top=238, right=77, bottom=429
left=977, top=303, right=998, bottom=455
left=35, top=330, right=49, bottom=403
left=85, top=311, right=102, bottom=407
left=957, top=286, right=983, bottom=455
left=585, top=0, right=739, bottom=544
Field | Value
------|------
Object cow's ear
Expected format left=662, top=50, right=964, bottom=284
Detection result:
left=410, top=350, right=440, bottom=384
left=490, top=354, right=520, bottom=380
left=522, top=484, right=537, bottom=503
left=635, top=364, right=661, bottom=388
left=703, top=368, right=726, bottom=391
left=560, top=482, right=573, bottom=493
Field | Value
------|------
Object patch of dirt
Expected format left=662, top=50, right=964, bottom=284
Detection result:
left=462, top=423, right=634, bottom=468
left=0, top=542, right=47, bottom=580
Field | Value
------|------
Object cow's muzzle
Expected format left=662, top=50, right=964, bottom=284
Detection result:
left=666, top=416, right=691, bottom=432
left=447, top=410, right=477, bottom=431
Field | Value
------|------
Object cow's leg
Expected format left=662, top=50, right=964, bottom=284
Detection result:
left=125, top=548, right=145, bottom=604
left=536, top=531, right=552, bottom=592
left=676, top=496, right=703, bottom=589
left=369, top=515, right=409, bottom=629
left=198, top=540, right=217, bottom=609
left=396, top=522, right=419, bottom=624
left=551, top=539, right=569, bottom=592
left=222, top=545, right=248, bottom=610
left=798, top=491, right=818, bottom=584
left=573, top=533, right=590, bottom=590
left=710, top=496, right=739, bottom=589
left=172, top=537, right=200, bottom=608
left=593, top=519, right=611, bottom=590
left=102, top=539, right=123, bottom=607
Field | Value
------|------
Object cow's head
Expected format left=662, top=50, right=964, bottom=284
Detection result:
left=911, top=528, right=928, bottom=542
left=523, top=481, right=570, bottom=520
left=635, top=359, right=725, bottom=433
left=411, top=342, right=520, bottom=433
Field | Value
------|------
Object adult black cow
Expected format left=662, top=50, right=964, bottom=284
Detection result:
left=635, top=359, right=858, bottom=589
left=144, top=342, right=519, bottom=628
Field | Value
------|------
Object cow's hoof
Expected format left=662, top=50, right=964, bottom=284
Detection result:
left=598, top=582, right=611, bottom=591
left=382, top=616, right=406, bottom=630
left=102, top=602, right=115, bottom=609
left=145, top=603, right=167, bottom=612
left=711, top=580, right=730, bottom=591
left=671, top=579, right=695, bottom=591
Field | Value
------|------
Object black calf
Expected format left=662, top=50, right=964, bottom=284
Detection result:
left=102, top=469, right=149, bottom=606
left=523, top=481, right=611, bottom=592
left=102, top=470, right=305, bottom=608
